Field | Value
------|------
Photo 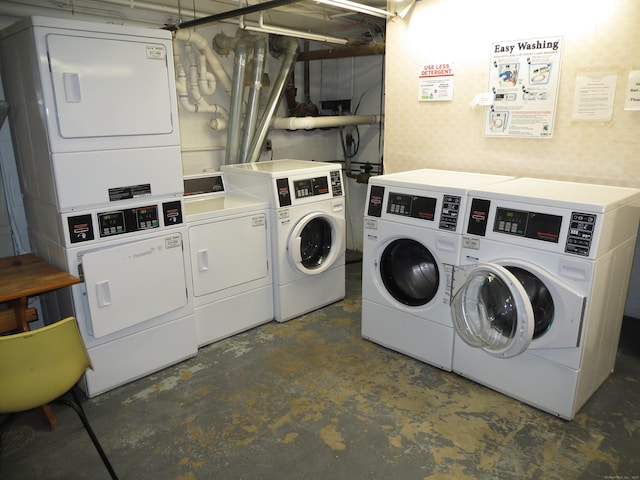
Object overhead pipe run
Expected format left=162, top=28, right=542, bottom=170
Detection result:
left=271, top=114, right=382, bottom=130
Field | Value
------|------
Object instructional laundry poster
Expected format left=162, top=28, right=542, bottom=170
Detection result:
left=418, top=62, right=454, bottom=101
left=484, top=36, right=563, bottom=138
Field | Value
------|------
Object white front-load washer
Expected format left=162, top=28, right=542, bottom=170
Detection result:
left=361, top=169, right=514, bottom=371
left=184, top=174, right=273, bottom=347
left=222, top=160, right=346, bottom=322
left=452, top=177, right=640, bottom=419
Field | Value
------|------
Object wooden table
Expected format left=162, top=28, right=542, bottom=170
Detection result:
left=0, top=253, right=81, bottom=429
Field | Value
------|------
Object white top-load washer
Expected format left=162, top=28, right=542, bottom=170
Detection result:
left=184, top=174, right=273, bottom=347
left=452, top=177, right=640, bottom=419
left=361, top=169, right=514, bottom=371
left=221, top=160, right=346, bottom=322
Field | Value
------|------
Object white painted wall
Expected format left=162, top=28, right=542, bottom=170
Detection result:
left=383, top=0, right=640, bottom=317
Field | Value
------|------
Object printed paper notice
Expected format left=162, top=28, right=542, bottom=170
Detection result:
left=572, top=73, right=617, bottom=121
left=418, top=62, right=454, bottom=101
left=484, top=36, right=563, bottom=138
left=624, top=70, right=640, bottom=111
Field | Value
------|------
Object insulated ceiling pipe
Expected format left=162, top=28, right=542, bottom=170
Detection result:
left=245, top=36, right=300, bottom=164
left=239, top=37, right=267, bottom=164
left=271, top=114, right=382, bottom=130
left=225, top=40, right=249, bottom=165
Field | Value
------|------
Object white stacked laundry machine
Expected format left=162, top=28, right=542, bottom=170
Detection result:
left=0, top=16, right=196, bottom=396
left=361, top=169, right=513, bottom=371
left=451, top=177, right=640, bottom=419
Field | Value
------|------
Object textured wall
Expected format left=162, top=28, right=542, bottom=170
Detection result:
left=383, top=0, right=640, bottom=188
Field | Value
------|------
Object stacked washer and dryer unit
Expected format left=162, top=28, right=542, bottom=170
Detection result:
left=222, top=160, right=346, bottom=322
left=361, top=170, right=514, bottom=371
left=0, top=17, right=197, bottom=397
left=452, top=178, right=640, bottom=419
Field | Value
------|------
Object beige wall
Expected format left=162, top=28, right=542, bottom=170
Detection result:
left=383, top=0, right=640, bottom=188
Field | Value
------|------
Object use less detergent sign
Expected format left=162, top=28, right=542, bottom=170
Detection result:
left=418, top=62, right=455, bottom=101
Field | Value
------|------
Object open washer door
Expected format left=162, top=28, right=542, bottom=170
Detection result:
left=451, top=264, right=535, bottom=358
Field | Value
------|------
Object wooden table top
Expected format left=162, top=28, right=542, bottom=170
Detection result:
left=0, top=253, right=80, bottom=303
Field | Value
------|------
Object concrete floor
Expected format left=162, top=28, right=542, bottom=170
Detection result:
left=2, top=260, right=639, bottom=480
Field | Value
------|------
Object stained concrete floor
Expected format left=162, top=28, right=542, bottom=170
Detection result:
left=2, top=260, right=640, bottom=480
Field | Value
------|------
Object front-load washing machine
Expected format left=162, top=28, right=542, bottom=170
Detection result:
left=452, top=177, right=640, bottom=419
left=222, top=160, right=346, bottom=322
left=361, top=169, right=514, bottom=370
left=184, top=173, right=273, bottom=347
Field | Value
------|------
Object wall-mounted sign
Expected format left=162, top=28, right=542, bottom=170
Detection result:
left=484, top=36, right=563, bottom=138
left=418, top=62, right=454, bottom=102
left=572, top=73, right=617, bottom=121
left=624, top=70, right=640, bottom=111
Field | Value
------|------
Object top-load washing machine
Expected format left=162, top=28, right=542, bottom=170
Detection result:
left=361, top=169, right=513, bottom=371
left=452, top=177, right=640, bottom=419
left=184, top=173, right=273, bottom=347
left=221, top=160, right=346, bottom=322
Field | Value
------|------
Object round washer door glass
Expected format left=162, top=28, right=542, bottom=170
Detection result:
left=451, top=264, right=534, bottom=358
left=299, top=217, right=332, bottom=269
left=380, top=238, right=439, bottom=307
left=289, top=212, right=344, bottom=275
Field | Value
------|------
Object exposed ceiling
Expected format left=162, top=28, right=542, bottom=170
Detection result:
left=0, top=0, right=410, bottom=45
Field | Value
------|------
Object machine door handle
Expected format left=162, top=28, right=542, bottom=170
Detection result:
left=197, top=249, right=209, bottom=272
left=95, top=280, right=111, bottom=308
left=63, top=72, right=82, bottom=103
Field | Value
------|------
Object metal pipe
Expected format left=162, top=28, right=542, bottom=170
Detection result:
left=271, top=114, right=382, bottom=130
left=166, top=0, right=304, bottom=31
left=225, top=40, right=248, bottom=165
left=245, top=37, right=299, bottom=163
left=297, top=44, right=385, bottom=61
left=239, top=37, right=267, bottom=163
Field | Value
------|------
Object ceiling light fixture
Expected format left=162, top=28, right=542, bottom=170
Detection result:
left=315, top=0, right=396, bottom=19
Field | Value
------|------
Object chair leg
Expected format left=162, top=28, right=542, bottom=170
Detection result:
left=59, top=388, right=119, bottom=480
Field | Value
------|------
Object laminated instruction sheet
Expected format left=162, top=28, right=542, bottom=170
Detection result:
left=484, top=36, right=563, bottom=138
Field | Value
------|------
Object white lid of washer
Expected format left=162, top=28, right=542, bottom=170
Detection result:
left=370, top=168, right=514, bottom=192
left=221, top=159, right=337, bottom=176
left=469, top=177, right=640, bottom=213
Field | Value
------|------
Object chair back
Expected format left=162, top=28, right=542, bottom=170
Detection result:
left=0, top=317, right=92, bottom=413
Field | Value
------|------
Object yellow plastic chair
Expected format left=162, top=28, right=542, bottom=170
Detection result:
left=0, top=317, right=118, bottom=479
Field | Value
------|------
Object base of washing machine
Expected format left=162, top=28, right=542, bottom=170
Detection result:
left=361, top=299, right=454, bottom=371
left=274, top=265, right=345, bottom=322
left=195, top=285, right=274, bottom=347
left=453, top=340, right=583, bottom=420
left=82, top=314, right=197, bottom=397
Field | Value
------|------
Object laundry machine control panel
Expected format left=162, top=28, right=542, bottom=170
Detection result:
left=67, top=200, right=183, bottom=244
left=387, top=192, right=436, bottom=221
left=276, top=170, right=343, bottom=207
left=465, top=197, right=598, bottom=257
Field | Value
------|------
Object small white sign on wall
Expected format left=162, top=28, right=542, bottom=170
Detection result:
left=624, top=70, right=640, bottom=111
left=572, top=72, right=617, bottom=121
left=418, top=62, right=454, bottom=101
